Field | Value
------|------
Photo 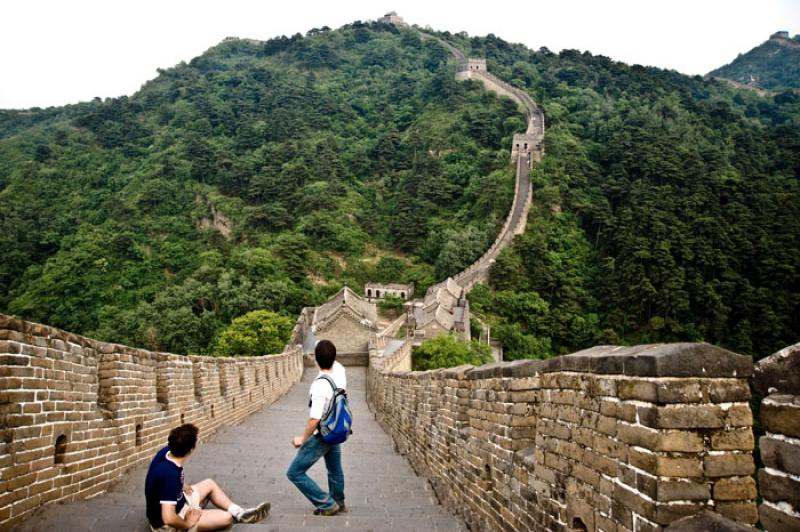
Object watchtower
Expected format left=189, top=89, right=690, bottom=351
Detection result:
left=378, top=11, right=408, bottom=27
left=511, top=133, right=538, bottom=159
left=458, top=58, right=487, bottom=73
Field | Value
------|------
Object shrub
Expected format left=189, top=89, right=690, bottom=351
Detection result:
left=214, top=310, right=293, bottom=356
left=413, top=334, right=492, bottom=370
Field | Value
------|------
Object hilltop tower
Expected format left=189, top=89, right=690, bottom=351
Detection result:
left=378, top=11, right=408, bottom=27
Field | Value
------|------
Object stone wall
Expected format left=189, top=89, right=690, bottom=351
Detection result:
left=0, top=314, right=304, bottom=528
left=753, top=342, right=800, bottom=531
left=368, top=343, right=758, bottom=531
left=369, top=338, right=412, bottom=374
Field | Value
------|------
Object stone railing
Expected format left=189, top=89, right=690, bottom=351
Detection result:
left=378, top=314, right=407, bottom=340
left=753, top=342, right=800, bottom=531
left=369, top=338, right=412, bottom=372
left=367, top=343, right=759, bottom=531
left=0, top=314, right=304, bottom=528
left=288, top=306, right=314, bottom=348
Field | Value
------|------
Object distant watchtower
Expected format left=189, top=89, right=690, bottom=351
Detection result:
left=456, top=58, right=488, bottom=81
left=511, top=133, right=539, bottom=161
left=378, top=11, right=408, bottom=27
left=458, top=58, right=487, bottom=73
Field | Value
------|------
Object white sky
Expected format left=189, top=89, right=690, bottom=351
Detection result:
left=2, top=0, right=799, bottom=109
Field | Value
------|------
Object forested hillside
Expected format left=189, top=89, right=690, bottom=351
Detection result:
left=442, top=32, right=800, bottom=360
left=709, top=31, right=800, bottom=91
left=0, top=22, right=520, bottom=353
left=1, top=21, right=798, bottom=359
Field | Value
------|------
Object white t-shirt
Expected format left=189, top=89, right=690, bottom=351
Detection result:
left=309, top=361, right=347, bottom=420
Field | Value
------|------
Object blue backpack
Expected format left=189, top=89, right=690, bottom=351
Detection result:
left=315, top=374, right=353, bottom=444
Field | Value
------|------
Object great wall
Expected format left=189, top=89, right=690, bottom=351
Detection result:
left=1, top=16, right=799, bottom=532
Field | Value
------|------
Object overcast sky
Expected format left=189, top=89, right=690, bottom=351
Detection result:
left=2, top=0, right=799, bottom=109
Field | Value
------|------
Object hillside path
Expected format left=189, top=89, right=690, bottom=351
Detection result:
left=14, top=368, right=465, bottom=532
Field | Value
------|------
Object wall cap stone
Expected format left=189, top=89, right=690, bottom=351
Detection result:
left=664, top=510, right=756, bottom=531
left=753, top=341, right=800, bottom=395
left=539, top=343, right=752, bottom=378
left=393, top=342, right=752, bottom=380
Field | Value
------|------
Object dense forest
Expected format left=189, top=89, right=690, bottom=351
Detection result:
left=1, top=21, right=798, bottom=359
left=709, top=32, right=800, bottom=91
left=0, top=22, right=520, bottom=354
left=441, top=31, right=800, bottom=360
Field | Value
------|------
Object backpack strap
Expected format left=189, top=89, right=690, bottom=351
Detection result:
left=316, top=373, right=338, bottom=392
left=312, top=374, right=340, bottom=422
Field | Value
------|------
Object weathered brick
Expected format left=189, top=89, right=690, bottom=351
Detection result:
left=656, top=456, right=704, bottom=477
left=726, top=404, right=753, bottom=427
left=759, top=502, right=800, bottom=532
left=616, top=422, right=658, bottom=449
left=658, top=430, right=704, bottom=452
left=653, top=501, right=707, bottom=525
left=713, top=476, right=757, bottom=501
left=655, top=379, right=703, bottom=403
left=715, top=500, right=758, bottom=525
left=617, top=380, right=658, bottom=402
left=758, top=468, right=800, bottom=507
left=704, top=453, right=755, bottom=478
left=761, top=394, right=800, bottom=438
left=657, top=479, right=710, bottom=501
left=655, top=404, right=726, bottom=429
left=710, top=428, right=754, bottom=451
left=707, top=379, right=751, bottom=403
left=760, top=435, right=800, bottom=476
left=613, top=483, right=654, bottom=521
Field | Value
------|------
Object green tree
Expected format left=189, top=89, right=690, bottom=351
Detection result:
left=214, top=310, right=294, bottom=356
left=413, top=335, right=492, bottom=370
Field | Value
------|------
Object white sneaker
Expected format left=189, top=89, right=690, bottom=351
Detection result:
left=238, top=501, right=271, bottom=523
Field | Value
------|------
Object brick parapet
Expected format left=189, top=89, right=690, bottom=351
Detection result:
left=753, top=342, right=800, bottom=531
left=0, top=314, right=304, bottom=528
left=367, top=343, right=758, bottom=531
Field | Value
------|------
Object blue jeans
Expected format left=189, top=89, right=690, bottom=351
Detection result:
left=286, top=435, right=344, bottom=510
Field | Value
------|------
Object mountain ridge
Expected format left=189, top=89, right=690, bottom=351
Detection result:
left=708, top=31, right=800, bottom=91
left=0, top=18, right=798, bottom=359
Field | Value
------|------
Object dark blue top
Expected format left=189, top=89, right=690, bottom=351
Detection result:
left=144, top=446, right=185, bottom=528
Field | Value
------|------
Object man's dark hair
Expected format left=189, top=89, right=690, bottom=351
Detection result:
left=168, top=424, right=199, bottom=457
left=315, top=340, right=337, bottom=370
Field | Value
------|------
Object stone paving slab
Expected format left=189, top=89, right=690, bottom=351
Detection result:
left=14, top=367, right=465, bottom=531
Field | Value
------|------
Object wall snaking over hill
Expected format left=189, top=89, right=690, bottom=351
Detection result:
left=418, top=30, right=542, bottom=292
left=0, top=314, right=304, bottom=528
left=368, top=342, right=759, bottom=531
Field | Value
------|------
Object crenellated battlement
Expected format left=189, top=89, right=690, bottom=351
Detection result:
left=368, top=342, right=765, bottom=531
left=0, top=314, right=304, bottom=527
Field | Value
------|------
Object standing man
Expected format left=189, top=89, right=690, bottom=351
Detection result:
left=145, top=423, right=270, bottom=531
left=287, top=340, right=346, bottom=516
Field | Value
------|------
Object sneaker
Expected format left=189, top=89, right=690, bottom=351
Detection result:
left=313, top=502, right=346, bottom=515
left=312, top=503, right=340, bottom=516
left=238, top=501, right=271, bottom=523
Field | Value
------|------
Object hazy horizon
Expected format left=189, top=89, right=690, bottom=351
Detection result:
left=2, top=0, right=799, bottom=110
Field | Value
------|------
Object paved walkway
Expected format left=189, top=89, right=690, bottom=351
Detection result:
left=15, top=367, right=464, bottom=532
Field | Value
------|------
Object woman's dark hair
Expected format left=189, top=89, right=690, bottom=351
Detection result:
left=314, top=340, right=337, bottom=370
left=168, top=424, right=199, bottom=457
